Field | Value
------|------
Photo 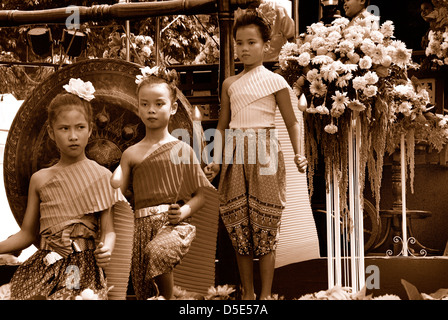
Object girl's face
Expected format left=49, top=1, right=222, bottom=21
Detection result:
left=138, top=83, right=177, bottom=130
left=343, top=0, right=365, bottom=18
left=235, top=24, right=268, bottom=67
left=47, top=105, right=92, bottom=162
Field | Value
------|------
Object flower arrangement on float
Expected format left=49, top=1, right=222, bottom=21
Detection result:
left=422, top=0, right=448, bottom=67
left=426, top=26, right=448, bottom=66
left=279, top=15, right=448, bottom=210
left=385, top=76, right=448, bottom=192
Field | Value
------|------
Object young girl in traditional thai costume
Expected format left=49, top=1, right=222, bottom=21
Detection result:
left=204, top=10, right=320, bottom=300
left=0, top=78, right=134, bottom=300
left=111, top=66, right=218, bottom=300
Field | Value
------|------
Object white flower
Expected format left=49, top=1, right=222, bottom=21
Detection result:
left=205, top=285, right=236, bottom=300
left=352, top=76, right=368, bottom=91
left=324, top=123, right=338, bottom=134
left=363, top=85, right=378, bottom=97
left=336, top=73, right=352, bottom=88
left=63, top=78, right=95, bottom=101
left=306, top=106, right=318, bottom=114
left=344, top=29, right=363, bottom=46
left=331, top=91, right=348, bottom=109
left=315, top=105, right=329, bottom=115
left=309, top=79, right=327, bottom=96
left=141, top=45, right=152, bottom=58
left=398, top=101, right=412, bottom=116
left=360, top=38, right=376, bottom=55
left=394, top=84, right=415, bottom=98
left=306, top=69, right=320, bottom=82
left=340, top=63, right=358, bottom=73
left=297, top=52, right=311, bottom=67
left=309, top=22, right=327, bottom=37
left=331, top=105, right=345, bottom=118
left=370, top=30, right=384, bottom=43
left=147, top=295, right=166, bottom=300
left=373, top=294, right=401, bottom=300
left=320, top=63, right=339, bottom=82
left=75, top=288, right=99, bottom=300
left=359, top=56, right=372, bottom=69
left=331, top=17, right=350, bottom=27
left=380, top=21, right=395, bottom=38
left=338, top=40, right=355, bottom=55
left=370, top=44, right=387, bottom=65
left=281, top=42, right=300, bottom=57
left=311, top=36, right=326, bottom=51
left=390, top=40, right=412, bottom=68
left=0, top=284, right=11, bottom=300
left=312, top=55, right=334, bottom=65
left=136, top=66, right=160, bottom=84
left=298, top=42, right=312, bottom=54
left=364, top=71, right=379, bottom=84
left=347, top=99, right=366, bottom=112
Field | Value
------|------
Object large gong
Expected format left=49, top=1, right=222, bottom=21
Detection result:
left=4, top=58, right=202, bottom=229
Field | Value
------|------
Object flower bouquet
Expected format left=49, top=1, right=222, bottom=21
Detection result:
left=103, top=31, right=155, bottom=66
left=279, top=15, right=437, bottom=210
left=426, top=26, right=448, bottom=66
left=385, top=76, right=448, bottom=192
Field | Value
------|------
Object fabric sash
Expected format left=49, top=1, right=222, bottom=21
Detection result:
left=39, top=159, right=134, bottom=300
left=228, top=65, right=299, bottom=118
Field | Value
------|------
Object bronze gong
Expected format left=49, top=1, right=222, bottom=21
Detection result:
left=3, top=58, right=204, bottom=231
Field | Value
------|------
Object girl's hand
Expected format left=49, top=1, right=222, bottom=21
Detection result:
left=167, top=204, right=182, bottom=225
left=203, top=162, right=220, bottom=182
left=294, top=154, right=308, bottom=173
left=94, top=242, right=112, bottom=268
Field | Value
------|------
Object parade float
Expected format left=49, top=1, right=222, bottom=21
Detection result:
left=1, top=0, right=448, bottom=300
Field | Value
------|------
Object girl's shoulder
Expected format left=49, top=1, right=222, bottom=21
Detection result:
left=30, top=166, right=59, bottom=191
left=222, top=74, right=244, bottom=89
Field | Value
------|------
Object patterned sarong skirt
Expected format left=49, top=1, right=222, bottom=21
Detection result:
left=131, top=209, right=196, bottom=300
left=218, top=128, right=286, bottom=257
left=9, top=248, right=108, bottom=300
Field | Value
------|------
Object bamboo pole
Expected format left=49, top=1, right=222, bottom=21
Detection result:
left=218, top=0, right=235, bottom=94
left=0, top=0, right=216, bottom=27
left=0, top=0, right=260, bottom=27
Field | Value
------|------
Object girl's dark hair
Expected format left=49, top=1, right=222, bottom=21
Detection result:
left=233, top=9, right=272, bottom=43
left=136, top=67, right=179, bottom=103
left=47, top=93, right=93, bottom=127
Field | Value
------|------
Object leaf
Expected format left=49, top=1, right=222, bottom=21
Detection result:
left=401, top=279, right=423, bottom=300
left=374, top=65, right=390, bottom=77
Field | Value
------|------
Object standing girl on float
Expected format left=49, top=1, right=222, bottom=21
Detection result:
left=204, top=10, right=308, bottom=300
left=112, top=66, right=217, bottom=300
left=0, top=79, right=133, bottom=300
